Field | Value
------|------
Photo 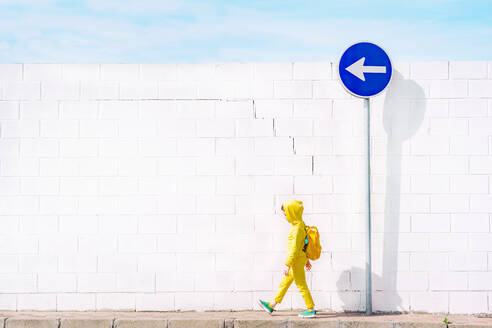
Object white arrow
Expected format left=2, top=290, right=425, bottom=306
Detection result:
left=345, top=57, right=386, bottom=81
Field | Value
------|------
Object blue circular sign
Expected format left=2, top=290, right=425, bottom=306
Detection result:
left=338, top=42, right=392, bottom=98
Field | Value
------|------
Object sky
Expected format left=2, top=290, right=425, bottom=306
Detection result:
left=0, top=0, right=491, bottom=63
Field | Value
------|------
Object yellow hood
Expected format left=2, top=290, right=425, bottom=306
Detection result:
left=282, top=199, right=305, bottom=226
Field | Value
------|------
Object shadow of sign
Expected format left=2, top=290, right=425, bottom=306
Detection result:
left=336, top=70, right=427, bottom=312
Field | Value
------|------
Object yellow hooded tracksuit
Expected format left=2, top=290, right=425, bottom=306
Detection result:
left=273, top=199, right=315, bottom=309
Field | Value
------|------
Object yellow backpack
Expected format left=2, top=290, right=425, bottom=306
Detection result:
left=302, top=225, right=322, bottom=260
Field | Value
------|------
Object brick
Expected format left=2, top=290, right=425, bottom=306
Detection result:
left=236, top=118, right=273, bottom=137
left=313, top=80, right=351, bottom=98
left=275, top=156, right=312, bottom=175
left=255, top=99, right=293, bottom=118
left=274, top=80, right=312, bottom=99
left=159, top=157, right=196, bottom=175
left=60, top=139, right=98, bottom=157
left=19, top=254, right=57, bottom=273
left=450, top=175, right=488, bottom=194
left=0, top=64, right=22, bottom=81
left=120, top=82, right=158, bottom=100
left=449, top=291, right=488, bottom=314
left=292, top=137, right=332, bottom=156
left=410, top=61, right=448, bottom=79
left=38, top=273, right=77, bottom=292
left=17, top=293, right=57, bottom=310
left=135, top=293, right=174, bottom=311
left=176, top=138, right=213, bottom=156
left=0, top=101, right=19, bottom=119
left=275, top=118, right=313, bottom=136
left=313, top=155, right=363, bottom=175
left=98, top=101, right=136, bottom=119
left=41, top=120, right=79, bottom=137
left=156, top=271, right=194, bottom=292
left=236, top=194, right=275, bottom=214
left=141, top=63, right=177, bottom=80
left=469, top=233, right=492, bottom=251
left=196, top=156, right=235, bottom=175
left=450, top=136, right=488, bottom=155
left=431, top=194, right=469, bottom=213
left=254, top=62, right=292, bottom=80
left=177, top=63, right=215, bottom=80
left=393, top=61, right=410, bottom=79
left=139, top=138, right=175, bottom=156
left=253, top=176, right=292, bottom=194
left=216, top=138, right=254, bottom=156
left=176, top=100, right=215, bottom=118
left=410, top=292, right=449, bottom=314
left=0, top=139, right=21, bottom=158
left=430, top=271, right=467, bottom=290
left=216, top=100, right=253, bottom=118
left=429, top=118, right=468, bottom=136
left=469, top=80, right=492, bottom=98
left=293, top=62, right=332, bottom=80
left=449, top=99, right=487, bottom=117
left=62, top=64, right=99, bottom=81
left=195, top=272, right=234, bottom=291
left=4, top=82, right=40, bottom=100
left=410, top=252, right=447, bottom=271
left=138, top=254, right=176, bottom=272
left=96, top=293, right=135, bottom=311
left=158, top=81, right=197, bottom=99
left=97, top=254, right=137, bottom=273
left=470, top=195, right=492, bottom=212
left=197, top=118, right=235, bottom=137
left=216, top=63, right=253, bottom=80
left=428, top=232, right=468, bottom=252
left=24, top=64, right=62, bottom=80
left=469, top=117, right=492, bottom=135
left=470, top=156, right=492, bottom=174
left=412, top=214, right=450, bottom=232
left=313, top=118, right=352, bottom=136
left=449, top=252, right=487, bottom=271
left=81, top=81, right=119, bottom=100
left=56, top=293, right=96, bottom=311
left=216, top=176, right=253, bottom=195
left=254, top=137, right=293, bottom=155
left=101, top=64, right=139, bottom=81
left=175, top=176, right=211, bottom=195
left=196, top=195, right=234, bottom=214
left=59, top=101, right=98, bottom=119
left=42, top=81, right=79, bottom=100
left=293, top=99, right=332, bottom=118
left=80, top=119, right=117, bottom=137
left=1, top=120, right=39, bottom=138
left=450, top=61, right=488, bottom=79
left=20, top=139, right=58, bottom=158
left=19, top=177, right=57, bottom=195
left=430, top=155, right=468, bottom=174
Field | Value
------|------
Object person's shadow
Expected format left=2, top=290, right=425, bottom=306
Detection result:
left=336, top=70, right=427, bottom=313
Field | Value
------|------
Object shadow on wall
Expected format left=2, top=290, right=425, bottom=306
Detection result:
left=336, top=70, right=427, bottom=312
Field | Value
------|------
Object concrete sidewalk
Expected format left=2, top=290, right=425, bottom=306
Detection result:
left=1, top=311, right=492, bottom=328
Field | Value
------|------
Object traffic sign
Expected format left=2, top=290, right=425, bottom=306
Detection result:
left=338, top=42, right=392, bottom=98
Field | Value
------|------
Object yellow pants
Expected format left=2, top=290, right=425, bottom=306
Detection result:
left=273, top=254, right=315, bottom=309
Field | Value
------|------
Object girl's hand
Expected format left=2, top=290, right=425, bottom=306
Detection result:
left=305, top=260, right=312, bottom=271
left=284, top=265, right=290, bottom=276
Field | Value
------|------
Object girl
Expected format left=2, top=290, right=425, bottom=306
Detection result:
left=258, top=199, right=317, bottom=318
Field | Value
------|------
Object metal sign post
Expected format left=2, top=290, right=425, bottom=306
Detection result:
left=337, top=41, right=392, bottom=315
left=364, top=97, right=372, bottom=315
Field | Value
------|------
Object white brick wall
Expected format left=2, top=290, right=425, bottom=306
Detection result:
left=0, top=62, right=491, bottom=314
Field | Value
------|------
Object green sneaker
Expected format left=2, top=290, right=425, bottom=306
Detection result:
left=257, top=299, right=274, bottom=314
left=298, top=309, right=317, bottom=318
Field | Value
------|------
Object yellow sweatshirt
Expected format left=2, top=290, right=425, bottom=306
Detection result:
left=283, top=199, right=307, bottom=267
